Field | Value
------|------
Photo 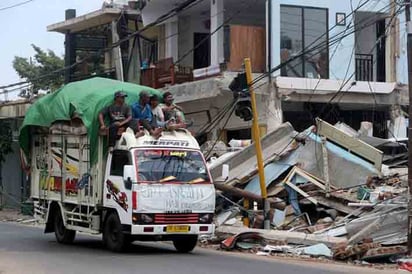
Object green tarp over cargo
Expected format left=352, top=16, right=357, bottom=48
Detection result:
left=19, top=77, right=162, bottom=164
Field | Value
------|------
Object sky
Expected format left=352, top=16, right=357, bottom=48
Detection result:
left=0, top=0, right=103, bottom=99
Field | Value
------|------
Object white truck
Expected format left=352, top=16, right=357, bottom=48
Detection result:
left=30, top=124, right=215, bottom=252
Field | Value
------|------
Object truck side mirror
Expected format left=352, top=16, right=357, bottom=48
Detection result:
left=123, top=165, right=135, bottom=190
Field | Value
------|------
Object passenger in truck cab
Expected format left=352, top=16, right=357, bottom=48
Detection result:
left=160, top=92, right=192, bottom=130
left=131, top=91, right=163, bottom=138
left=98, top=91, right=139, bottom=151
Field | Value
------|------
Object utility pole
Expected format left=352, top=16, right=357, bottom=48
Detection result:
left=389, top=0, right=397, bottom=82
left=405, top=0, right=412, bottom=255
left=244, top=58, right=270, bottom=230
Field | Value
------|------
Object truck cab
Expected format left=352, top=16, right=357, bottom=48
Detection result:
left=102, top=128, right=215, bottom=252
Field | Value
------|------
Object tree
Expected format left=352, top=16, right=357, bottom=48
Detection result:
left=0, top=120, right=13, bottom=209
left=13, top=44, right=64, bottom=94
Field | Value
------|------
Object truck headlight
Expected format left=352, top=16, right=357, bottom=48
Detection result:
left=141, top=214, right=154, bottom=224
left=132, top=213, right=154, bottom=224
left=199, top=213, right=213, bottom=224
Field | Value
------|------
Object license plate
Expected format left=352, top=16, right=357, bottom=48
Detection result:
left=166, top=225, right=190, bottom=233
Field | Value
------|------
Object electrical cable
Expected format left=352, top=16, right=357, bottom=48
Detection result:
left=195, top=98, right=237, bottom=138
left=0, top=0, right=33, bottom=11
left=204, top=99, right=238, bottom=159
left=174, top=0, right=259, bottom=66
left=319, top=5, right=404, bottom=120
left=250, top=0, right=393, bottom=87
left=0, top=0, right=206, bottom=91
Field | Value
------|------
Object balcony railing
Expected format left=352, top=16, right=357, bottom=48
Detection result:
left=355, top=54, right=373, bottom=82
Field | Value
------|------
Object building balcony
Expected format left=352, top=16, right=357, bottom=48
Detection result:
left=140, top=23, right=266, bottom=88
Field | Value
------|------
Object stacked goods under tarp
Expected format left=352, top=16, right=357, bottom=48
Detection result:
left=19, top=77, right=162, bottom=164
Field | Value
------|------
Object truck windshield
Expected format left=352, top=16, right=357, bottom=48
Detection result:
left=135, top=150, right=211, bottom=183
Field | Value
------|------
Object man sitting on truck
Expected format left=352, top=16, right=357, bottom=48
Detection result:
left=160, top=92, right=192, bottom=129
left=150, top=95, right=166, bottom=128
left=132, top=92, right=163, bottom=138
left=99, top=91, right=139, bottom=151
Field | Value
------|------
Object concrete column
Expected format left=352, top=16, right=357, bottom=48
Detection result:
left=111, top=20, right=124, bottom=81
left=265, top=85, right=283, bottom=133
left=270, top=1, right=280, bottom=77
left=165, top=19, right=179, bottom=62
left=64, top=9, right=76, bottom=83
left=210, top=0, right=224, bottom=66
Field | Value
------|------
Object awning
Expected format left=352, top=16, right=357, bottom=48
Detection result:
left=47, top=8, right=140, bottom=33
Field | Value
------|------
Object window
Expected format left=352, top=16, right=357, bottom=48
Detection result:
left=141, top=37, right=158, bottom=65
left=110, top=150, right=132, bottom=176
left=280, top=6, right=329, bottom=79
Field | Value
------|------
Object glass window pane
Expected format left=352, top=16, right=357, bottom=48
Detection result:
left=280, top=6, right=304, bottom=77
left=303, top=8, right=329, bottom=79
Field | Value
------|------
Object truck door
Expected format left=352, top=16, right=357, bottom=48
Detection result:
left=104, top=150, right=133, bottom=225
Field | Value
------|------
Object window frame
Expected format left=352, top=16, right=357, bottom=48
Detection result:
left=280, top=4, right=330, bottom=79
left=109, top=150, right=133, bottom=177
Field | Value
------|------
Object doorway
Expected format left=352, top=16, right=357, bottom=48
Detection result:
left=376, top=19, right=386, bottom=82
left=193, top=33, right=210, bottom=69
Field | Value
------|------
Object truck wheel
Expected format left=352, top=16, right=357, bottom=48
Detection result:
left=173, top=236, right=198, bottom=253
left=103, top=213, right=126, bottom=252
left=54, top=208, right=76, bottom=244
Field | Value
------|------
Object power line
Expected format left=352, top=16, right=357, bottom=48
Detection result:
left=319, top=4, right=404, bottom=119
left=204, top=99, right=238, bottom=159
left=250, top=1, right=393, bottom=92
left=0, top=0, right=206, bottom=91
left=0, top=0, right=34, bottom=11
left=250, top=0, right=391, bottom=87
left=174, top=0, right=259, bottom=66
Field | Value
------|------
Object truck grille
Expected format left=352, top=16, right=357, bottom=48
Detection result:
left=154, top=213, right=199, bottom=224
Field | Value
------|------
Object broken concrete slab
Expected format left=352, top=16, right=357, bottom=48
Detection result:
left=285, top=129, right=382, bottom=189
left=316, top=118, right=383, bottom=170
left=210, top=122, right=297, bottom=185
left=216, top=225, right=347, bottom=248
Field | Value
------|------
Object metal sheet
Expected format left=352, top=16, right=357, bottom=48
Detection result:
left=244, top=162, right=290, bottom=195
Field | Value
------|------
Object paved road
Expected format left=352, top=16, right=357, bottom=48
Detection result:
left=0, top=222, right=396, bottom=274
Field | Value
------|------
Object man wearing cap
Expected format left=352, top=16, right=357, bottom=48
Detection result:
left=98, top=91, right=138, bottom=150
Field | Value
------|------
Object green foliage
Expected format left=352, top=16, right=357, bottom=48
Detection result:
left=0, top=121, right=13, bottom=163
left=13, top=44, right=64, bottom=93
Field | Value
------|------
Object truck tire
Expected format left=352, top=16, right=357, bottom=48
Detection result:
left=103, top=212, right=127, bottom=252
left=54, top=208, right=76, bottom=244
left=172, top=235, right=198, bottom=253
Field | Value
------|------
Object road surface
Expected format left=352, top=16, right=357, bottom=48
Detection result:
left=0, top=222, right=396, bottom=274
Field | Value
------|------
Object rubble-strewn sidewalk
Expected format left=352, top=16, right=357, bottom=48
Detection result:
left=0, top=208, right=34, bottom=223
left=206, top=119, right=411, bottom=271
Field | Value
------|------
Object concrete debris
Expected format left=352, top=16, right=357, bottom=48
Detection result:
left=362, top=245, right=407, bottom=261
left=216, top=208, right=241, bottom=226
left=296, top=243, right=333, bottom=258
left=220, top=231, right=265, bottom=251
left=211, top=119, right=409, bottom=265
left=201, top=140, right=229, bottom=158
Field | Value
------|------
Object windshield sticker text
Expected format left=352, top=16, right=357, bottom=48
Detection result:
left=142, top=140, right=190, bottom=147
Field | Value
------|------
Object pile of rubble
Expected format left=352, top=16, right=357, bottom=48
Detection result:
left=205, top=119, right=410, bottom=268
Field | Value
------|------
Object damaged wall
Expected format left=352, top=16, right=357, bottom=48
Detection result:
left=286, top=132, right=381, bottom=188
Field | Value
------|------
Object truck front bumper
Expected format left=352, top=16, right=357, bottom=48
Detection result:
left=131, top=224, right=215, bottom=235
